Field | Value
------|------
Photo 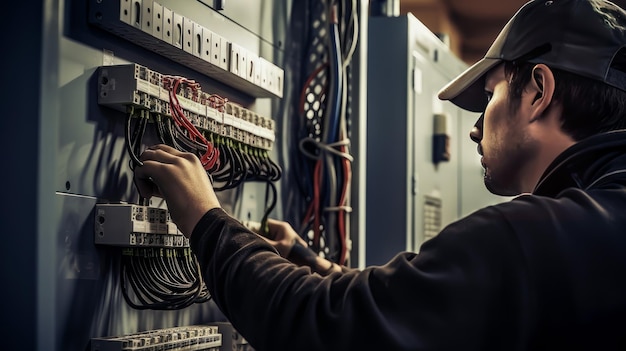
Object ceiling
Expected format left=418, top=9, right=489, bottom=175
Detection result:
left=400, top=0, right=626, bottom=64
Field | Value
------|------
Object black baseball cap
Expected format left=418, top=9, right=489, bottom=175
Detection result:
left=438, top=0, right=626, bottom=112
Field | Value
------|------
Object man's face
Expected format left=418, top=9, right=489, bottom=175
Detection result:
left=470, top=64, right=539, bottom=196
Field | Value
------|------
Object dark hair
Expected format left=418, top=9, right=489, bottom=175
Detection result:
left=504, top=61, right=626, bottom=141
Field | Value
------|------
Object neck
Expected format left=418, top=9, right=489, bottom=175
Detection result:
left=523, top=118, right=576, bottom=193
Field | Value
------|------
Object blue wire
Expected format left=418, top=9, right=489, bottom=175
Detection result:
left=327, top=20, right=343, bottom=145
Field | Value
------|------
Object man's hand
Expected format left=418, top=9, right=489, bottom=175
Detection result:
left=133, top=144, right=221, bottom=237
left=251, top=219, right=342, bottom=275
left=253, top=219, right=308, bottom=257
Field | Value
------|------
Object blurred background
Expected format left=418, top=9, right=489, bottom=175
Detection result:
left=402, top=0, right=626, bottom=64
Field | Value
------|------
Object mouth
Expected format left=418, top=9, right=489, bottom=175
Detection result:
left=477, top=144, right=483, bottom=156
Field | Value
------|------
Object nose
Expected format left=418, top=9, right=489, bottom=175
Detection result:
left=470, top=113, right=484, bottom=144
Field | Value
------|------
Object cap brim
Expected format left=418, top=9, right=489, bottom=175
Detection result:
left=438, top=57, right=501, bottom=113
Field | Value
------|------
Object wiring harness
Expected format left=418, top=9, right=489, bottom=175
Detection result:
left=120, top=247, right=210, bottom=310
left=121, top=69, right=280, bottom=191
left=100, top=64, right=281, bottom=310
left=284, top=0, right=358, bottom=265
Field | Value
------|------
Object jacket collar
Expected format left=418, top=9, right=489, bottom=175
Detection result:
left=533, top=130, right=626, bottom=197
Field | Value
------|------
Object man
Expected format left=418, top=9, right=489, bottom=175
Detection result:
left=134, top=0, right=626, bottom=349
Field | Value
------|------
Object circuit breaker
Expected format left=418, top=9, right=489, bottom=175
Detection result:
left=89, top=0, right=284, bottom=98
left=94, top=204, right=186, bottom=247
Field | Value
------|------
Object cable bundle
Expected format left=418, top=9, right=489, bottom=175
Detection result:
left=120, top=247, right=210, bottom=310
left=211, top=137, right=282, bottom=191
left=123, top=75, right=280, bottom=188
left=291, top=0, right=358, bottom=265
left=125, top=107, right=149, bottom=169
left=163, top=75, right=220, bottom=171
left=119, top=70, right=282, bottom=309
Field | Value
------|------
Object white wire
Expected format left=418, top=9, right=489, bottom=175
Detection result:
left=342, top=0, right=359, bottom=69
left=298, top=136, right=354, bottom=161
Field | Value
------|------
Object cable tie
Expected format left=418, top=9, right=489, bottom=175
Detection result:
left=323, top=205, right=353, bottom=213
left=299, top=137, right=354, bottom=161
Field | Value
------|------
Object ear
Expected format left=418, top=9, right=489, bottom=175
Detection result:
left=527, top=64, right=555, bottom=122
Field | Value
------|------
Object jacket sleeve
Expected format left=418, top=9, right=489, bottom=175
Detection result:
left=190, top=208, right=534, bottom=351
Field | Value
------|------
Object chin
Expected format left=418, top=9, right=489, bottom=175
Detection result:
left=484, top=174, right=520, bottom=197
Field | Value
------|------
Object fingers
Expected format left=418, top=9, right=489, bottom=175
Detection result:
left=133, top=158, right=165, bottom=188
left=133, top=144, right=190, bottom=199
left=295, top=234, right=308, bottom=248
left=265, top=219, right=308, bottom=248
left=133, top=177, right=160, bottom=199
left=135, top=144, right=200, bottom=185
left=130, top=144, right=220, bottom=237
left=139, top=144, right=191, bottom=164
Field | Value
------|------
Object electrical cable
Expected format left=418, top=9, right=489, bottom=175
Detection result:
left=259, top=180, right=278, bottom=237
left=132, top=110, right=149, bottom=167
left=163, top=75, right=220, bottom=170
left=120, top=247, right=210, bottom=310
left=117, top=70, right=282, bottom=310
left=341, top=0, right=359, bottom=68
left=335, top=0, right=357, bottom=264
left=293, top=0, right=357, bottom=263
left=125, top=107, right=144, bottom=169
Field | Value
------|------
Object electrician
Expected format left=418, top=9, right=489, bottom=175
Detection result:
left=134, top=0, right=626, bottom=349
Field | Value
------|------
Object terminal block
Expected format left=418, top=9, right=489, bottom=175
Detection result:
left=91, top=325, right=222, bottom=351
left=213, top=322, right=254, bottom=351
left=94, top=204, right=188, bottom=248
left=98, top=63, right=276, bottom=150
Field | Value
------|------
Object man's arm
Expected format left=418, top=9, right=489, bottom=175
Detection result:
left=134, top=144, right=532, bottom=351
left=244, top=218, right=344, bottom=275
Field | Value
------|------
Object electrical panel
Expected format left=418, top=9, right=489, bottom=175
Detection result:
left=37, top=0, right=294, bottom=349
left=22, top=0, right=366, bottom=348
left=366, top=14, right=507, bottom=265
left=89, top=0, right=284, bottom=98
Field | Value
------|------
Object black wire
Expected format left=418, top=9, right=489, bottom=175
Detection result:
left=224, top=143, right=244, bottom=189
left=125, top=112, right=144, bottom=169
left=211, top=138, right=235, bottom=190
left=165, top=118, right=183, bottom=151
left=119, top=246, right=211, bottom=310
left=260, top=181, right=278, bottom=236
left=133, top=113, right=149, bottom=163
left=155, top=114, right=171, bottom=145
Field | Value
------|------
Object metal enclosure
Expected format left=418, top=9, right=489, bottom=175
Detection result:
left=366, top=14, right=507, bottom=265
left=3, top=1, right=510, bottom=349
left=10, top=0, right=294, bottom=350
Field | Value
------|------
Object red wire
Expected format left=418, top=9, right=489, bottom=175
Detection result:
left=164, top=76, right=220, bottom=170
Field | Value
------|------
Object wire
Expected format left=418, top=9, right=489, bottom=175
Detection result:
left=125, top=107, right=144, bottom=169
left=120, top=247, right=210, bottom=310
left=259, top=180, right=278, bottom=237
left=118, top=69, right=283, bottom=310
left=293, top=0, right=357, bottom=263
left=342, top=0, right=359, bottom=68
left=163, top=75, right=220, bottom=170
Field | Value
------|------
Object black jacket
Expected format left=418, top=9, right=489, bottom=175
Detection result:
left=191, top=130, right=626, bottom=350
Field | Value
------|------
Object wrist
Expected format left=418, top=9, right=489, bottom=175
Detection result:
left=179, top=204, right=220, bottom=238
